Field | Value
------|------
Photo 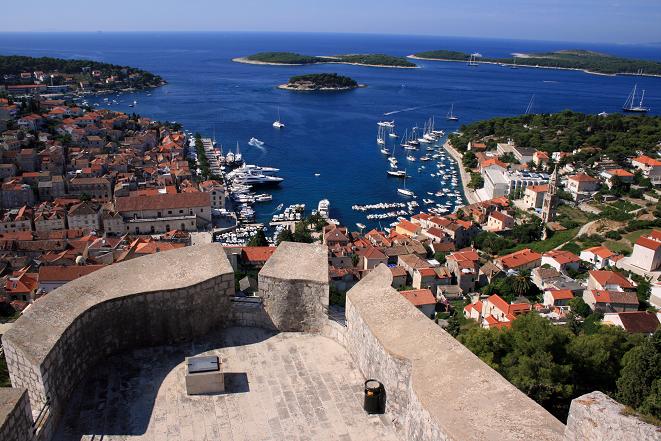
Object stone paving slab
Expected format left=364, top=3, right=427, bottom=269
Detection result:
left=53, top=327, right=399, bottom=441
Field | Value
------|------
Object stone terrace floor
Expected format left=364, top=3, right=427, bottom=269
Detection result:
left=53, top=327, right=399, bottom=441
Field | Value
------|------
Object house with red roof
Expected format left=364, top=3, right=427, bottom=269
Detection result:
left=543, top=289, right=574, bottom=308
left=399, top=289, right=436, bottom=317
left=495, top=248, right=542, bottom=272
left=446, top=249, right=480, bottom=292
left=359, top=247, right=388, bottom=270
left=523, top=185, right=548, bottom=209
left=632, top=155, right=661, bottom=186
left=486, top=210, right=514, bottom=232
left=390, top=266, right=408, bottom=289
left=541, top=250, right=581, bottom=273
left=395, top=219, right=421, bottom=237
left=628, top=230, right=661, bottom=272
left=38, top=264, right=105, bottom=293
left=584, top=270, right=638, bottom=312
left=566, top=173, right=600, bottom=201
left=580, top=246, right=621, bottom=269
left=241, top=246, right=276, bottom=267
left=602, top=311, right=660, bottom=334
left=601, top=168, right=634, bottom=189
left=464, top=293, right=531, bottom=328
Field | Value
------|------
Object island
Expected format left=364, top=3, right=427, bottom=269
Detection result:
left=0, top=54, right=166, bottom=97
left=410, top=49, right=661, bottom=76
left=278, top=73, right=362, bottom=91
left=234, top=52, right=417, bottom=68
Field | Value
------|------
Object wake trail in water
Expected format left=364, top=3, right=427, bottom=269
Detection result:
left=383, top=103, right=450, bottom=115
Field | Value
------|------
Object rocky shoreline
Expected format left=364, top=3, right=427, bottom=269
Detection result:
left=277, top=83, right=366, bottom=91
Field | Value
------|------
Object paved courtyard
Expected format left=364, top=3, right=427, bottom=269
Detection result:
left=54, top=327, right=399, bottom=441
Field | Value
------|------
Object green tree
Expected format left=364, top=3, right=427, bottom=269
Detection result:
left=511, top=274, right=531, bottom=297
left=617, top=330, right=661, bottom=418
left=568, top=297, right=591, bottom=318
left=276, top=228, right=294, bottom=245
left=433, top=252, right=447, bottom=264
left=446, top=314, right=461, bottom=337
left=247, top=229, right=269, bottom=247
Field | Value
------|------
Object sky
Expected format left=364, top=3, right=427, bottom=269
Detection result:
left=2, top=0, right=661, bottom=44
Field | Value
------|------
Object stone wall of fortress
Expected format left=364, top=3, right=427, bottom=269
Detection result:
left=0, top=242, right=658, bottom=441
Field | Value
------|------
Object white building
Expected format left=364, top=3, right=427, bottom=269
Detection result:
left=628, top=230, right=661, bottom=272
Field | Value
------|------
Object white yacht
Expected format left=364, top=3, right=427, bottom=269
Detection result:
left=227, top=164, right=280, bottom=178
left=387, top=170, right=407, bottom=178
left=378, top=120, right=395, bottom=128
left=317, top=199, right=330, bottom=219
left=273, top=107, right=285, bottom=128
left=233, top=171, right=283, bottom=186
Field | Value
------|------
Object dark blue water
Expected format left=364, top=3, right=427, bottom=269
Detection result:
left=2, top=32, right=661, bottom=228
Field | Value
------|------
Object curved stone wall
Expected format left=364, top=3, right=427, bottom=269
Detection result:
left=1, top=244, right=235, bottom=439
left=345, top=264, right=567, bottom=441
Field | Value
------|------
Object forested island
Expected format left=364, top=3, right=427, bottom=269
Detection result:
left=449, top=111, right=661, bottom=166
left=411, top=49, right=661, bottom=76
left=235, top=52, right=416, bottom=68
left=0, top=54, right=165, bottom=95
left=278, top=73, right=362, bottom=91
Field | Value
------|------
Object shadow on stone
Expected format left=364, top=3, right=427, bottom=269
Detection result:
left=223, top=372, right=250, bottom=394
left=53, top=328, right=275, bottom=440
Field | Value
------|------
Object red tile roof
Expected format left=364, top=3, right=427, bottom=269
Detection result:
left=543, top=250, right=581, bottom=265
left=498, top=248, right=542, bottom=269
left=607, top=168, right=634, bottom=178
left=548, top=289, right=574, bottom=301
left=635, top=231, right=661, bottom=251
left=116, top=192, right=210, bottom=211
left=241, top=246, right=276, bottom=264
left=592, top=290, right=638, bottom=305
left=589, top=270, right=634, bottom=290
left=584, top=246, right=616, bottom=260
left=38, top=265, right=105, bottom=282
left=569, top=173, right=598, bottom=182
left=400, top=289, right=436, bottom=307
left=614, top=312, right=660, bottom=333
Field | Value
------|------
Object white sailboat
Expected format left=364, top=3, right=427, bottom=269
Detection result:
left=273, top=107, right=285, bottom=128
left=447, top=104, right=459, bottom=121
left=234, top=142, right=243, bottom=163
left=397, top=172, right=415, bottom=197
left=468, top=53, right=479, bottom=66
left=377, top=125, right=386, bottom=145
left=622, top=84, right=650, bottom=113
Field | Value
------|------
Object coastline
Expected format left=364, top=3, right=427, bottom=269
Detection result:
left=443, top=140, right=480, bottom=205
left=407, top=55, right=661, bottom=78
left=233, top=56, right=418, bottom=69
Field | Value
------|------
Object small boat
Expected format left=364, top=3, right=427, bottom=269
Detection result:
left=356, top=223, right=366, bottom=230
left=447, top=103, right=459, bottom=121
left=387, top=170, right=407, bottom=178
left=380, top=147, right=390, bottom=155
left=377, top=126, right=386, bottom=145
left=273, top=106, right=285, bottom=128
left=406, top=155, right=416, bottom=161
left=314, top=173, right=321, bottom=177
left=378, top=120, right=395, bottom=128
left=249, top=137, right=265, bottom=147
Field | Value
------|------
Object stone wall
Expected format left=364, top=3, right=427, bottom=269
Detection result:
left=1, top=244, right=235, bottom=440
left=0, top=388, right=33, bottom=441
left=344, top=264, right=567, bottom=441
left=564, top=391, right=660, bottom=441
left=258, top=242, right=329, bottom=333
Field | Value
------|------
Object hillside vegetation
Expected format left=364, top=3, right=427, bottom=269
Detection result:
left=285, top=73, right=359, bottom=90
left=0, top=54, right=163, bottom=88
left=413, top=49, right=661, bottom=75
left=449, top=111, right=661, bottom=166
left=245, top=52, right=415, bottom=67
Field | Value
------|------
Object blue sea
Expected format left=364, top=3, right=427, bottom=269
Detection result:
left=1, top=32, right=661, bottom=229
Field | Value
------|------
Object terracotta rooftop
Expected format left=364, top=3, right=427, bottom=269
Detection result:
left=399, top=289, right=436, bottom=307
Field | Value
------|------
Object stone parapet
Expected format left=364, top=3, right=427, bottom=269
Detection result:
left=564, top=391, right=661, bottom=441
left=1, top=244, right=235, bottom=440
left=0, top=388, right=33, bottom=441
left=345, top=264, right=566, bottom=441
left=258, top=242, right=329, bottom=332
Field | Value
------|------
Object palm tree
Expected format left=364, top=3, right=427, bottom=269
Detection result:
left=511, top=274, right=531, bottom=297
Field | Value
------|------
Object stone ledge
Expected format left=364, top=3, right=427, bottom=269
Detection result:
left=564, top=391, right=661, bottom=441
left=2, top=244, right=232, bottom=365
left=346, top=264, right=566, bottom=441
left=258, top=242, right=328, bottom=284
left=0, top=388, right=32, bottom=441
